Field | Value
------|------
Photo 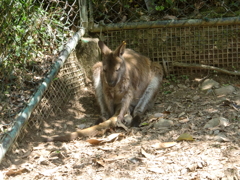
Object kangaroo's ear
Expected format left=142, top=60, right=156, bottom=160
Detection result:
left=98, top=41, right=112, bottom=55
left=114, top=41, right=126, bottom=57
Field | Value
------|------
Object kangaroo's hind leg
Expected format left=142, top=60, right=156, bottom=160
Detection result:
left=92, top=62, right=111, bottom=124
left=132, top=63, right=163, bottom=126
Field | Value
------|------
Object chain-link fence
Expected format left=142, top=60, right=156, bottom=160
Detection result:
left=0, top=0, right=87, bottom=161
left=1, top=0, right=81, bottom=123
left=14, top=50, right=86, bottom=143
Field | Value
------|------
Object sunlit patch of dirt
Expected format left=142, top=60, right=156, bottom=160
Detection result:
left=1, top=74, right=240, bottom=180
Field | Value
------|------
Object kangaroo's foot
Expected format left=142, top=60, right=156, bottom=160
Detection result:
left=130, top=115, right=141, bottom=127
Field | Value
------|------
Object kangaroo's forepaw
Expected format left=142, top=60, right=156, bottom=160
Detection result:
left=116, top=116, right=129, bottom=131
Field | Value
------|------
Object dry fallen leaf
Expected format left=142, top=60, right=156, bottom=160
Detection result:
left=98, top=147, right=114, bottom=151
left=152, top=142, right=177, bottom=149
left=6, top=168, right=29, bottom=176
left=86, top=133, right=124, bottom=145
left=86, top=138, right=104, bottom=145
left=148, top=167, right=165, bottom=173
left=128, top=157, right=142, bottom=164
left=215, top=133, right=231, bottom=142
left=162, top=14, right=178, bottom=20
left=21, top=149, right=32, bottom=159
left=93, top=158, right=105, bottom=167
left=104, top=155, right=128, bottom=162
left=234, top=84, right=240, bottom=88
left=39, top=167, right=59, bottom=176
left=141, top=148, right=153, bottom=159
left=176, top=133, right=194, bottom=141
left=178, top=112, right=185, bottom=117
left=179, top=117, right=190, bottom=123
left=105, top=133, right=123, bottom=141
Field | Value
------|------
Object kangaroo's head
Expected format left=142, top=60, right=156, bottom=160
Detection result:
left=98, top=41, right=126, bottom=87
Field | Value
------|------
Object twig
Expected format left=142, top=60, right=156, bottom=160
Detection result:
left=162, top=59, right=169, bottom=76
left=173, top=62, right=240, bottom=76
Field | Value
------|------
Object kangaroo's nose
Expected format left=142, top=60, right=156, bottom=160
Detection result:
left=108, top=80, right=116, bottom=87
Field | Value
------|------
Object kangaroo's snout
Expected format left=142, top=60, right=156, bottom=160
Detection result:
left=107, top=80, right=116, bottom=87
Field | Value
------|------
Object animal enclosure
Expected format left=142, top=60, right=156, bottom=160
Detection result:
left=93, top=24, right=240, bottom=74
left=1, top=0, right=240, bottom=178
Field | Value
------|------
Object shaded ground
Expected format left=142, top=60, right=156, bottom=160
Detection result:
left=1, top=74, right=240, bottom=180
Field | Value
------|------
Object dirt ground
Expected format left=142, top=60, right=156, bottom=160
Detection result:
left=1, top=74, right=240, bottom=180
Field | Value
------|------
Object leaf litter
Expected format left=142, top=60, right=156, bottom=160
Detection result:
left=1, top=75, right=240, bottom=179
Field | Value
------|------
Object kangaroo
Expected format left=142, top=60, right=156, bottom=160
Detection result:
left=42, top=41, right=163, bottom=142
left=93, top=41, right=163, bottom=126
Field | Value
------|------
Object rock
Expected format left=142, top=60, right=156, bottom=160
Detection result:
left=214, top=85, right=235, bottom=96
left=213, top=130, right=220, bottom=135
left=193, top=95, right=200, bottom=101
left=154, top=119, right=173, bottom=128
left=169, top=85, right=174, bottom=89
left=198, top=111, right=204, bottom=117
left=218, top=117, right=230, bottom=126
left=140, top=15, right=151, bottom=21
left=215, top=133, right=230, bottom=142
left=224, top=111, right=238, bottom=121
left=178, top=84, right=187, bottom=89
left=77, top=124, right=87, bottom=129
left=178, top=112, right=185, bottom=117
left=201, top=79, right=220, bottom=91
left=153, top=113, right=165, bottom=118
left=75, top=38, right=101, bottom=79
left=204, top=116, right=229, bottom=129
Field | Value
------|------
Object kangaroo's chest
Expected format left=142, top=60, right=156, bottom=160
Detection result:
left=107, top=85, right=127, bottom=104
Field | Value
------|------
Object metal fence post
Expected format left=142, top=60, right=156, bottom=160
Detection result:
left=79, top=0, right=88, bottom=31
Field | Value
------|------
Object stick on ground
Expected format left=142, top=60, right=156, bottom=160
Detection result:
left=173, top=62, right=240, bottom=76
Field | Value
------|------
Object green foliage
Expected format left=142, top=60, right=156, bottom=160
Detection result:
left=180, top=75, right=189, bottom=80
left=166, top=0, right=173, bottom=5
left=163, top=90, right=172, bottom=94
left=0, top=0, right=69, bottom=79
left=163, top=81, right=170, bottom=86
left=92, top=0, right=240, bottom=24
left=155, top=6, right=164, bottom=12
left=166, top=74, right=179, bottom=83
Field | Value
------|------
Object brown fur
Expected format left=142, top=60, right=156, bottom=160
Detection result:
left=42, top=41, right=163, bottom=142
left=93, top=41, right=163, bottom=126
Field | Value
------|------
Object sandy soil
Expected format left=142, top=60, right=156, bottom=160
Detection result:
left=1, top=74, right=240, bottom=180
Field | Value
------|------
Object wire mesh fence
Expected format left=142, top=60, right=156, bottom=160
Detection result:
left=91, top=0, right=240, bottom=25
left=90, top=0, right=240, bottom=74
left=97, top=24, right=240, bottom=74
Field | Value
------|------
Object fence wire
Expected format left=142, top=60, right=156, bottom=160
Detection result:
left=15, top=51, right=86, bottom=143
left=91, top=0, right=240, bottom=25
left=90, top=0, right=240, bottom=74
left=0, top=0, right=83, bottom=149
left=99, top=24, right=240, bottom=74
